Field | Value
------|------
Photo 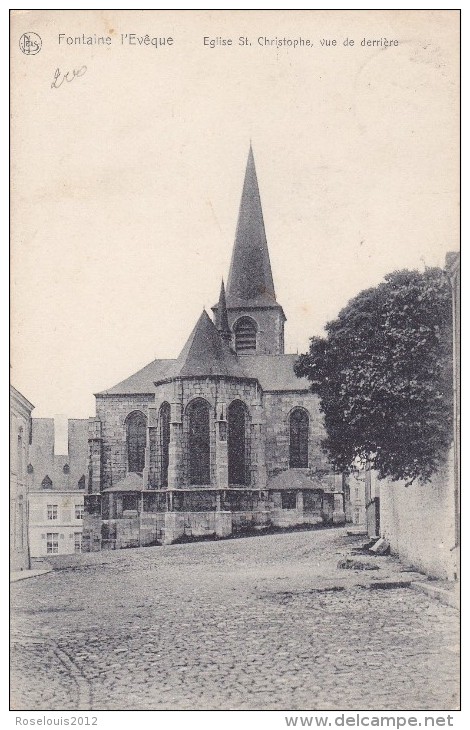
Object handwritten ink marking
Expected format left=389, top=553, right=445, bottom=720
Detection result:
left=51, top=66, right=87, bottom=89
left=19, top=32, right=42, bottom=55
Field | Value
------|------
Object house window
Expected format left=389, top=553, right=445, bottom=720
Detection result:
left=47, top=504, right=58, bottom=520
left=74, top=533, right=82, bottom=553
left=42, top=475, right=53, bottom=489
left=159, top=402, right=171, bottom=488
left=46, top=533, right=59, bottom=554
left=17, top=432, right=23, bottom=475
left=75, top=504, right=84, bottom=520
left=289, top=408, right=309, bottom=468
left=281, top=492, right=297, bottom=509
left=188, top=399, right=211, bottom=485
left=234, top=317, right=257, bottom=354
left=126, top=411, right=147, bottom=473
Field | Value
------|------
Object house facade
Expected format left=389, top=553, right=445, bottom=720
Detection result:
left=10, top=386, right=34, bottom=571
left=27, top=417, right=88, bottom=564
left=83, top=148, right=346, bottom=551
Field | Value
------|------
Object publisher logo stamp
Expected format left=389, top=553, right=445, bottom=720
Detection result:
left=19, top=32, right=42, bottom=55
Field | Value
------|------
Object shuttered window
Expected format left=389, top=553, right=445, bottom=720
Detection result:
left=234, top=317, right=257, bottom=353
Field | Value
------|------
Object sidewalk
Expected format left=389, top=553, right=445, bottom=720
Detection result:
left=10, top=568, right=51, bottom=583
left=411, top=579, right=460, bottom=609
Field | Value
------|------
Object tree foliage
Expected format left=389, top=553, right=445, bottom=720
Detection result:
left=295, top=268, right=453, bottom=484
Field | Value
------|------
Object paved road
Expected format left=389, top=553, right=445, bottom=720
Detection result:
left=11, top=528, right=459, bottom=711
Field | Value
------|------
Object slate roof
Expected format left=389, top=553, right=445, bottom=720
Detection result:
left=240, top=354, right=311, bottom=392
left=225, top=146, right=280, bottom=309
left=102, top=472, right=144, bottom=493
left=96, top=359, right=174, bottom=395
left=267, top=469, right=325, bottom=491
left=157, top=310, right=248, bottom=382
left=96, top=350, right=310, bottom=396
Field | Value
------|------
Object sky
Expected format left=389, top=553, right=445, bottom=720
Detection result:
left=10, top=9, right=459, bottom=418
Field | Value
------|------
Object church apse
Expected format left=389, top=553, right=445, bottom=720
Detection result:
left=82, top=147, right=344, bottom=551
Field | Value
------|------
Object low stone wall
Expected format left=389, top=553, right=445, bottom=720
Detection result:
left=270, top=509, right=323, bottom=528
left=232, top=510, right=270, bottom=532
left=162, top=511, right=233, bottom=543
left=379, top=455, right=458, bottom=580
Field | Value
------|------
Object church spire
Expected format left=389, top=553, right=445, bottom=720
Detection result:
left=215, top=279, right=232, bottom=344
left=226, top=146, right=277, bottom=307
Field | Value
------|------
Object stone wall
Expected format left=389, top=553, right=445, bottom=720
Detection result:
left=95, top=394, right=155, bottom=489
left=156, top=377, right=259, bottom=488
left=263, top=392, right=330, bottom=478
left=379, top=452, right=458, bottom=580
left=225, top=307, right=285, bottom=355
left=211, top=304, right=285, bottom=355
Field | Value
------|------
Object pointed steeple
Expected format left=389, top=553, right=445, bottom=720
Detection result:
left=226, top=146, right=277, bottom=307
left=158, top=310, right=246, bottom=381
left=215, top=279, right=232, bottom=344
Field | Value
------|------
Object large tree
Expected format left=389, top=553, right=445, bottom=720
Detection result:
left=295, top=268, right=453, bottom=485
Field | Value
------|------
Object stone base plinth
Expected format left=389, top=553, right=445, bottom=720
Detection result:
left=333, top=510, right=346, bottom=525
left=215, top=511, right=232, bottom=538
left=82, top=514, right=102, bottom=552
left=162, top=512, right=185, bottom=545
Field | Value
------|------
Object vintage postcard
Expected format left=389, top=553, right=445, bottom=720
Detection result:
left=10, top=9, right=460, bottom=717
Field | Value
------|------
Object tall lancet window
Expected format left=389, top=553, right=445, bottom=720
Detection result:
left=159, top=402, right=171, bottom=488
left=188, top=399, right=211, bottom=485
left=126, top=411, right=147, bottom=473
left=228, top=400, right=249, bottom=485
left=234, top=317, right=257, bottom=354
left=289, top=408, right=309, bottom=468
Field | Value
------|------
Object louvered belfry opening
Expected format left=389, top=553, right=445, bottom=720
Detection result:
left=289, top=408, right=309, bottom=468
left=188, top=399, right=211, bottom=485
left=159, top=402, right=171, bottom=487
left=234, top=317, right=257, bottom=354
left=126, top=411, right=147, bottom=473
left=228, top=400, right=249, bottom=485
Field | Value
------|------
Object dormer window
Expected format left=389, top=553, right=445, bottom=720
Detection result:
left=234, top=317, right=257, bottom=354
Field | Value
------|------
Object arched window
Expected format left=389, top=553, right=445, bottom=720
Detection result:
left=289, top=408, right=309, bottom=468
left=188, top=399, right=210, bottom=485
left=41, top=475, right=53, bottom=489
left=234, top=317, right=257, bottom=354
left=126, top=411, right=147, bottom=473
left=228, top=400, right=249, bottom=485
left=159, top=402, right=171, bottom=488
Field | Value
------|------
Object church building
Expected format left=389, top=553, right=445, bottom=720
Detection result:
left=83, top=147, right=346, bottom=551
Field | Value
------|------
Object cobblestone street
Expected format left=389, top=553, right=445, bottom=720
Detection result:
left=11, top=528, right=459, bottom=711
